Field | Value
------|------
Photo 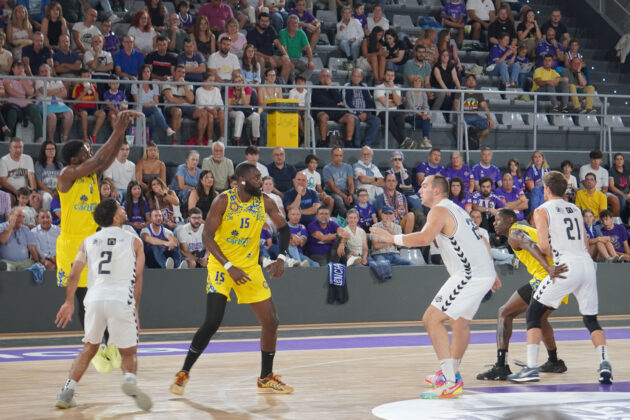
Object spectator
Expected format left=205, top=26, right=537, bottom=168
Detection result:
left=486, top=33, right=519, bottom=89
left=0, top=206, right=41, bottom=270
left=472, top=147, right=502, bottom=189
left=198, top=0, right=233, bottom=35
left=83, top=34, right=113, bottom=78
left=386, top=30, right=410, bottom=72
left=0, top=32, right=13, bottom=75
left=7, top=5, right=33, bottom=61
left=288, top=76, right=308, bottom=137
left=178, top=38, right=207, bottom=83
left=177, top=207, right=208, bottom=268
left=240, top=43, right=261, bottom=84
left=417, top=27, right=438, bottom=66
left=177, top=1, right=194, bottom=34
left=246, top=13, right=290, bottom=82
left=306, top=206, right=345, bottom=266
left=575, top=172, right=607, bottom=220
left=562, top=57, right=596, bottom=113
left=170, top=149, right=201, bottom=206
left=41, top=2, right=68, bottom=48
left=599, top=209, right=630, bottom=262
left=487, top=5, right=516, bottom=47
left=535, top=28, right=565, bottom=69
left=103, top=77, right=126, bottom=131
left=22, top=32, right=53, bottom=77
left=146, top=36, right=177, bottom=81
left=163, top=65, right=207, bottom=145
left=344, top=69, right=381, bottom=148
left=279, top=14, right=314, bottom=81
left=524, top=150, right=549, bottom=212
left=257, top=68, right=282, bottom=145
left=444, top=150, right=474, bottom=194
left=405, top=77, right=432, bottom=149
left=540, top=8, right=570, bottom=50
left=218, top=18, right=247, bottom=57
left=72, top=7, right=100, bottom=54
left=286, top=207, right=318, bottom=267
left=561, top=159, right=578, bottom=200
left=187, top=169, right=217, bottom=218
left=471, top=177, right=504, bottom=229
left=83, top=0, right=119, bottom=24
left=564, top=39, right=590, bottom=82
left=494, top=172, right=527, bottom=221
left=259, top=222, right=277, bottom=263
left=415, top=147, right=444, bottom=187
left=514, top=45, right=533, bottom=92
left=311, top=69, right=356, bottom=146
left=191, top=15, right=216, bottom=59
left=135, top=141, right=166, bottom=191
left=99, top=179, right=115, bottom=202
left=141, top=209, right=186, bottom=269
left=353, top=2, right=367, bottom=28
left=3, top=61, right=44, bottom=143
left=195, top=72, right=226, bottom=144
left=353, top=146, right=384, bottom=203
left=162, top=13, right=188, bottom=53
left=16, top=187, right=37, bottom=228
left=361, top=26, right=386, bottom=84
left=0, top=137, right=36, bottom=198
left=507, top=157, right=524, bottom=192
left=324, top=147, right=355, bottom=217
left=583, top=208, right=619, bottom=263
left=288, top=0, right=320, bottom=51
left=240, top=145, right=268, bottom=177
left=336, top=6, right=363, bottom=61
left=146, top=177, right=180, bottom=230
left=103, top=143, right=135, bottom=199
left=449, top=177, right=471, bottom=213
left=579, top=149, right=620, bottom=216
left=376, top=68, right=413, bottom=148
left=353, top=187, right=378, bottom=231
left=146, top=0, right=167, bottom=32
left=462, top=74, right=494, bottom=147
left=208, top=35, right=240, bottom=82
left=260, top=176, right=285, bottom=232
left=50, top=191, right=60, bottom=225
left=283, top=170, right=320, bottom=226
left=367, top=4, right=389, bottom=34
left=609, top=153, right=630, bottom=222
left=404, top=44, right=432, bottom=89
left=128, top=10, right=157, bottom=56
left=72, top=68, right=106, bottom=143
left=30, top=209, right=59, bottom=270
left=34, top=140, right=62, bottom=210
left=113, top=35, right=145, bottom=89
left=387, top=150, right=421, bottom=210
left=131, top=64, right=176, bottom=139
left=466, top=0, right=495, bottom=43
left=369, top=206, right=413, bottom=266
left=302, top=154, right=334, bottom=214
left=0, top=190, right=10, bottom=222
left=35, top=63, right=73, bottom=142
left=516, top=7, right=541, bottom=60
left=100, top=19, right=120, bottom=54
left=201, top=141, right=234, bottom=192
left=124, top=180, right=150, bottom=234
left=441, top=0, right=466, bottom=48
left=338, top=208, right=368, bottom=266
left=431, top=49, right=460, bottom=111
left=267, top=147, right=297, bottom=196
left=375, top=173, right=415, bottom=234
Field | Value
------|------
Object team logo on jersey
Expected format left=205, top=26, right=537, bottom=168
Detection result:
left=74, top=194, right=97, bottom=212
left=230, top=202, right=240, bottom=212
left=231, top=230, right=239, bottom=237
left=107, top=238, right=116, bottom=246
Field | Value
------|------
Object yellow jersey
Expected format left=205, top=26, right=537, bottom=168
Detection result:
left=209, top=188, right=266, bottom=269
left=58, top=173, right=100, bottom=237
left=509, top=223, right=553, bottom=288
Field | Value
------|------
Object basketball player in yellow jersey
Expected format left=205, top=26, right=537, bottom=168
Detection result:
left=476, top=208, right=569, bottom=381
left=56, top=111, right=136, bottom=372
left=170, top=163, right=294, bottom=395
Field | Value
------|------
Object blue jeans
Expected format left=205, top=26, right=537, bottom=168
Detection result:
left=464, top=114, right=489, bottom=130
left=288, top=246, right=320, bottom=267
left=386, top=61, right=405, bottom=73
left=142, top=106, right=168, bottom=133
left=371, top=252, right=414, bottom=266
left=518, top=70, right=532, bottom=91
left=353, top=113, right=381, bottom=147
left=146, top=245, right=183, bottom=268
left=260, top=243, right=279, bottom=259
left=487, top=61, right=520, bottom=83
left=270, top=11, right=287, bottom=34
left=367, top=256, right=392, bottom=281
left=405, top=115, right=431, bottom=138
left=405, top=194, right=422, bottom=210
left=339, top=38, right=362, bottom=60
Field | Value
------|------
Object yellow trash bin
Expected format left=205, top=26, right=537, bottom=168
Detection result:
left=266, top=98, right=299, bottom=148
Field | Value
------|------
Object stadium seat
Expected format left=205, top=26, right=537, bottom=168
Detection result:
left=430, top=111, right=452, bottom=128
left=551, top=114, right=577, bottom=129
left=532, top=113, right=558, bottom=131
left=604, top=115, right=630, bottom=132
left=501, top=112, right=529, bottom=128
left=577, top=114, right=600, bottom=130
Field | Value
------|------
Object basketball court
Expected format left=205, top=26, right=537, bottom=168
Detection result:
left=1, top=317, right=628, bottom=419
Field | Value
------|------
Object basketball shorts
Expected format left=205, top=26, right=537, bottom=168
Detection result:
left=206, top=262, right=271, bottom=304
left=523, top=278, right=569, bottom=306
left=533, top=257, right=598, bottom=314
left=432, top=274, right=495, bottom=320
left=83, top=300, right=138, bottom=348
left=56, top=234, right=88, bottom=288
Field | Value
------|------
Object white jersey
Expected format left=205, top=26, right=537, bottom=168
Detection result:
left=84, top=226, right=138, bottom=306
left=539, top=198, right=589, bottom=262
left=434, top=198, right=495, bottom=279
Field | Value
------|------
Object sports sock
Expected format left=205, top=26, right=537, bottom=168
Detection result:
left=547, top=348, right=558, bottom=362
left=526, top=344, right=539, bottom=369
left=182, top=347, right=202, bottom=372
left=497, top=349, right=507, bottom=366
left=123, top=372, right=136, bottom=384
left=260, top=351, right=275, bottom=379
left=439, top=359, right=456, bottom=383
left=454, top=358, right=462, bottom=373
left=62, top=379, right=76, bottom=391
left=595, top=345, right=609, bottom=363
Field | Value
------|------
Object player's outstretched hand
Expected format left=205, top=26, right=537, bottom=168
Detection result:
left=228, top=266, right=251, bottom=285
left=370, top=227, right=394, bottom=244
left=548, top=263, right=569, bottom=280
left=55, top=303, right=74, bottom=329
left=268, top=259, right=285, bottom=278
left=114, top=110, right=144, bottom=130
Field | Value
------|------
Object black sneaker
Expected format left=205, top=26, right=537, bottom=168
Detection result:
left=476, top=363, right=512, bottom=380
left=538, top=359, right=567, bottom=373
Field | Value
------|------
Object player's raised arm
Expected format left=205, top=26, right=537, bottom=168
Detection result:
left=264, top=193, right=288, bottom=278
left=370, top=206, right=448, bottom=248
left=55, top=241, right=87, bottom=328
left=509, top=229, right=568, bottom=279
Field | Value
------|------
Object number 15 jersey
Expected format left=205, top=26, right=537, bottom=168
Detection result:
left=539, top=198, right=589, bottom=261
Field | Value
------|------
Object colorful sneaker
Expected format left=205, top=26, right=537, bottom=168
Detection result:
left=104, top=344, right=122, bottom=370
left=91, top=344, right=113, bottom=374
left=598, top=361, right=613, bottom=384
left=420, top=381, right=463, bottom=399
left=476, top=363, right=512, bottom=380
left=424, top=370, right=463, bottom=387
left=507, top=366, right=540, bottom=383
left=55, top=388, right=77, bottom=409
left=169, top=371, right=190, bottom=395
left=257, top=373, right=294, bottom=394
left=122, top=380, right=153, bottom=411
left=538, top=359, right=567, bottom=373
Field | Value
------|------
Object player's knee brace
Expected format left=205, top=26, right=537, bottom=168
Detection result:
left=526, top=299, right=548, bottom=330
left=582, top=315, right=602, bottom=333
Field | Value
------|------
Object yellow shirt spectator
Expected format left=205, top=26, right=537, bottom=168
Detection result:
left=532, top=67, right=559, bottom=91
left=575, top=189, right=607, bottom=218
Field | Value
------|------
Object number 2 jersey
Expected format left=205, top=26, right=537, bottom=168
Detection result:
left=434, top=198, right=496, bottom=279
left=539, top=198, right=590, bottom=262
left=209, top=188, right=266, bottom=269
left=84, top=226, right=138, bottom=306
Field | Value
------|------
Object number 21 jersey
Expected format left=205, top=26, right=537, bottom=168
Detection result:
left=539, top=198, right=589, bottom=261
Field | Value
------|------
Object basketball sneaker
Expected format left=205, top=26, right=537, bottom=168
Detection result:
left=122, top=380, right=153, bottom=411
left=257, top=373, right=294, bottom=394
left=476, top=363, right=512, bottom=380
left=538, top=359, right=567, bottom=373
left=507, top=366, right=540, bottom=383
left=169, top=371, right=190, bottom=395
left=598, top=361, right=613, bottom=384
left=424, top=370, right=463, bottom=387
left=420, top=381, right=463, bottom=399
left=104, top=344, right=122, bottom=370
left=91, top=344, right=113, bottom=374
left=55, top=388, right=77, bottom=409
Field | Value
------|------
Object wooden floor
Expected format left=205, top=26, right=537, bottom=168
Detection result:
left=1, top=326, right=629, bottom=419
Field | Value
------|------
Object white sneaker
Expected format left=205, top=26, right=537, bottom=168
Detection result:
left=108, top=14, right=122, bottom=23
left=420, top=137, right=432, bottom=148
left=164, top=257, right=174, bottom=269
left=166, top=128, right=176, bottom=137
left=121, top=381, right=153, bottom=411
left=216, top=137, right=225, bottom=144
left=286, top=258, right=300, bottom=267
left=299, top=259, right=310, bottom=267
left=346, top=255, right=361, bottom=267
left=262, top=257, right=274, bottom=268
left=178, top=260, right=188, bottom=269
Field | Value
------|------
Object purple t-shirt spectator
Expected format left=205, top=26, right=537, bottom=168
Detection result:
left=536, top=40, right=563, bottom=68
left=288, top=9, right=316, bottom=25
left=51, top=196, right=61, bottom=225
left=289, top=222, right=308, bottom=254
left=260, top=227, right=273, bottom=247
left=513, top=175, right=525, bottom=192
left=601, top=224, right=629, bottom=253
left=472, top=163, right=502, bottom=188
left=354, top=202, right=376, bottom=231
left=415, top=162, right=445, bottom=187
left=103, top=33, right=121, bottom=53
left=585, top=223, right=602, bottom=240
left=471, top=191, right=505, bottom=219
left=525, top=165, right=549, bottom=189
left=103, top=89, right=126, bottom=110
left=451, top=194, right=471, bottom=211
left=494, top=187, right=525, bottom=220
left=444, top=165, right=475, bottom=190
left=515, top=55, right=530, bottom=68
left=442, top=1, right=467, bottom=20
left=353, top=12, right=367, bottom=28
left=124, top=199, right=150, bottom=231
left=306, top=219, right=340, bottom=256
left=487, top=44, right=514, bottom=67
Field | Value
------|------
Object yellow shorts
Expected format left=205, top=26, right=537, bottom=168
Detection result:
left=56, top=234, right=88, bottom=288
left=206, top=262, right=271, bottom=304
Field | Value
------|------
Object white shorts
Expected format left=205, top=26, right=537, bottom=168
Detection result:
left=431, top=274, right=495, bottom=320
left=534, top=258, right=599, bottom=315
left=83, top=300, right=138, bottom=349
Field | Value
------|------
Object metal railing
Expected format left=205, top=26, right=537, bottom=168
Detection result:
left=586, top=0, right=630, bottom=34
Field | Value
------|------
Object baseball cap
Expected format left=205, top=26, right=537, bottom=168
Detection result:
left=382, top=206, right=394, bottom=214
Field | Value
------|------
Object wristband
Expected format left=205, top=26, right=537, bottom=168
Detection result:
left=393, top=234, right=404, bottom=247
left=223, top=261, right=233, bottom=270
left=277, top=254, right=287, bottom=261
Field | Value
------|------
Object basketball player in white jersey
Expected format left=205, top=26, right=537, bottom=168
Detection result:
left=371, top=175, right=501, bottom=399
left=54, top=198, right=153, bottom=410
left=508, top=171, right=613, bottom=384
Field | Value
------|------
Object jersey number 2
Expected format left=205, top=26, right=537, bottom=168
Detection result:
left=563, top=217, right=582, bottom=240
left=98, top=251, right=112, bottom=274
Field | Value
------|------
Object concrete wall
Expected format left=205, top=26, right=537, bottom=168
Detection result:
left=1, top=264, right=628, bottom=333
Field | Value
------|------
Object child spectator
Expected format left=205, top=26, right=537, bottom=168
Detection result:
left=72, top=68, right=106, bottom=143
left=288, top=75, right=307, bottom=139
left=16, top=187, right=37, bottom=228
left=286, top=207, right=319, bottom=267
left=599, top=209, right=630, bottom=262
left=101, top=19, right=121, bottom=53
left=515, top=45, right=532, bottom=93
left=353, top=3, right=367, bottom=29
left=103, top=76, right=127, bottom=131
left=583, top=208, right=619, bottom=263
left=302, top=154, right=335, bottom=213
left=177, top=1, right=194, bottom=33
left=124, top=181, right=150, bottom=233
left=354, top=188, right=377, bottom=232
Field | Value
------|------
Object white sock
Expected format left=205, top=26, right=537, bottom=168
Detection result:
left=453, top=359, right=462, bottom=373
left=123, top=372, right=137, bottom=384
left=526, top=344, right=539, bottom=368
left=596, top=345, right=609, bottom=363
left=439, top=358, right=456, bottom=383
left=63, top=379, right=76, bottom=390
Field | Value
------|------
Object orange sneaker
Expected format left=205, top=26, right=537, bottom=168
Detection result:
left=256, top=373, right=294, bottom=394
left=169, top=371, right=189, bottom=395
left=420, top=381, right=463, bottom=399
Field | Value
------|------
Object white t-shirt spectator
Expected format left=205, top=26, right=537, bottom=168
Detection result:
left=127, top=26, right=157, bottom=56
left=466, top=0, right=495, bottom=21
left=0, top=153, right=35, bottom=190
left=73, top=23, right=102, bottom=51
left=240, top=161, right=269, bottom=177
left=579, top=164, right=609, bottom=192
left=288, top=87, right=307, bottom=107
left=195, top=86, right=224, bottom=107
left=367, top=16, right=389, bottom=32
left=177, top=222, right=205, bottom=253
left=83, top=49, right=113, bottom=75
left=302, top=168, right=322, bottom=191
left=207, top=51, right=240, bottom=81
left=374, top=83, right=402, bottom=113
left=103, top=159, right=136, bottom=192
